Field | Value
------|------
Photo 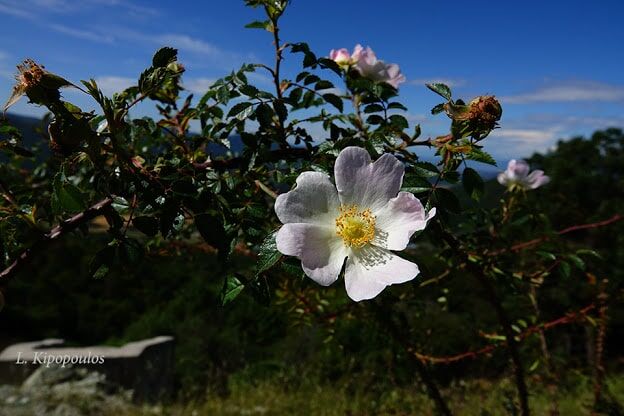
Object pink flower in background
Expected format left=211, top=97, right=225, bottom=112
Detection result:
left=328, top=44, right=406, bottom=89
left=274, top=146, right=435, bottom=301
left=497, top=159, right=550, bottom=191
left=350, top=44, right=406, bottom=88
left=329, top=48, right=352, bottom=67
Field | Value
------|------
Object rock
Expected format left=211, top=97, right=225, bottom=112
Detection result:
left=0, top=365, right=133, bottom=416
left=0, top=336, right=175, bottom=402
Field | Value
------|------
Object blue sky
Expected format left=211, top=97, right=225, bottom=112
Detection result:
left=1, top=0, right=623, bottom=162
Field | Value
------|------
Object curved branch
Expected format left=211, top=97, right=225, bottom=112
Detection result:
left=412, top=303, right=596, bottom=365
left=0, top=197, right=114, bottom=282
left=489, top=214, right=623, bottom=256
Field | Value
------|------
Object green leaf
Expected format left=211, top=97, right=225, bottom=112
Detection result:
left=402, top=175, right=431, bottom=194
left=221, top=276, right=245, bottom=306
left=433, top=187, right=461, bottom=213
left=152, top=47, right=178, bottom=68
left=366, top=114, right=385, bottom=125
left=567, top=254, right=586, bottom=271
left=239, top=84, right=259, bottom=97
left=323, top=94, right=343, bottom=112
left=195, top=212, right=227, bottom=252
left=255, top=103, right=274, bottom=127
left=559, top=261, right=571, bottom=278
left=227, top=102, right=254, bottom=120
left=412, top=162, right=439, bottom=178
left=51, top=172, right=87, bottom=214
left=88, top=245, right=117, bottom=279
left=304, top=74, right=320, bottom=85
left=466, top=147, right=497, bottom=166
left=576, top=249, right=602, bottom=259
left=426, top=83, right=452, bottom=100
left=245, top=20, right=271, bottom=30
left=364, top=103, right=384, bottom=113
left=462, top=167, right=484, bottom=201
left=431, top=103, right=445, bottom=115
left=536, top=251, right=557, bottom=261
left=389, top=114, right=408, bottom=130
left=387, top=102, right=408, bottom=111
left=314, top=80, right=334, bottom=91
left=256, top=231, right=281, bottom=275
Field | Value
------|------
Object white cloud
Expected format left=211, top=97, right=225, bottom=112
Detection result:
left=501, top=81, right=624, bottom=104
left=155, top=34, right=221, bottom=57
left=95, top=76, right=135, bottom=95
left=183, top=77, right=216, bottom=94
left=491, top=128, right=557, bottom=142
left=0, top=2, right=36, bottom=19
left=49, top=24, right=113, bottom=43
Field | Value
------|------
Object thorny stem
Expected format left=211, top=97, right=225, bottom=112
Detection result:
left=528, top=284, right=560, bottom=415
left=412, top=303, right=596, bottom=365
left=373, top=303, right=453, bottom=416
left=0, top=197, right=114, bottom=282
left=489, top=214, right=623, bottom=256
left=593, top=278, right=609, bottom=412
left=439, top=226, right=530, bottom=416
left=268, top=14, right=289, bottom=147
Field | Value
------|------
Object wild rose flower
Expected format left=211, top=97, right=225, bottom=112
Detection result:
left=4, top=59, right=72, bottom=113
left=329, top=48, right=352, bottom=67
left=351, top=44, right=406, bottom=89
left=497, top=159, right=550, bottom=191
left=274, top=147, right=435, bottom=301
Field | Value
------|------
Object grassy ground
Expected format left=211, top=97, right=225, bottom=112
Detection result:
left=121, top=373, right=624, bottom=416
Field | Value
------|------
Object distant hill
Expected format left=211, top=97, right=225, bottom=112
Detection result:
left=3, top=113, right=48, bottom=148
left=1, top=113, right=503, bottom=180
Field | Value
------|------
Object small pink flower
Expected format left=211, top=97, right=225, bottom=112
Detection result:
left=497, top=159, right=550, bottom=191
left=350, top=44, right=405, bottom=89
left=329, top=48, right=352, bottom=66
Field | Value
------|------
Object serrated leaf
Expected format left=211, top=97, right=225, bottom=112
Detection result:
left=466, top=147, right=497, bottom=166
left=387, top=102, right=407, bottom=111
left=431, top=103, right=445, bottom=115
left=559, top=261, right=571, bottom=278
left=536, top=251, right=557, bottom=261
left=433, top=187, right=461, bottom=213
left=152, top=47, right=178, bottom=68
left=364, top=103, right=384, bottom=113
left=227, top=102, right=254, bottom=120
left=323, top=94, right=343, bottom=112
left=51, top=172, right=87, bottom=214
left=567, top=254, right=586, bottom=271
left=462, top=167, right=484, bottom=201
left=314, top=80, right=333, bottom=91
left=389, top=114, right=408, bottom=130
left=221, top=276, right=245, bottom=306
left=412, top=162, right=439, bottom=178
left=245, top=20, right=271, bottom=30
left=256, top=231, right=281, bottom=275
left=426, top=83, right=452, bottom=100
left=576, top=249, right=602, bottom=259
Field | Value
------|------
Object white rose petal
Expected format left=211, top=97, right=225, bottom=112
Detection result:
left=274, top=146, right=434, bottom=301
left=344, top=246, right=420, bottom=301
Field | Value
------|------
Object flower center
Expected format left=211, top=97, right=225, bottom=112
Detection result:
left=335, top=205, right=376, bottom=248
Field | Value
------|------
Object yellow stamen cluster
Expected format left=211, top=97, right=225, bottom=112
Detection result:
left=335, top=205, right=376, bottom=248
